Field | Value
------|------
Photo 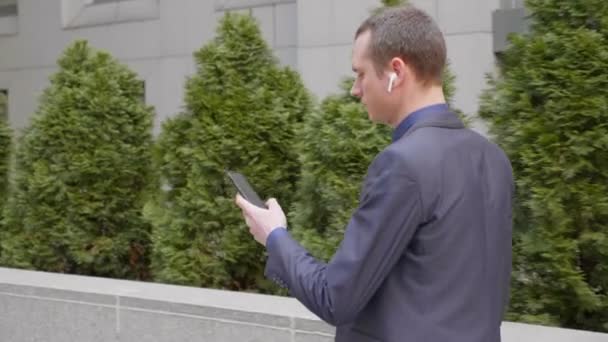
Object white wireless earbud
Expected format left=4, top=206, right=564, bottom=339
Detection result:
left=387, top=72, right=397, bottom=93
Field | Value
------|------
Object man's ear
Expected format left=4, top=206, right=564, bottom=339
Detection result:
left=387, top=57, right=407, bottom=91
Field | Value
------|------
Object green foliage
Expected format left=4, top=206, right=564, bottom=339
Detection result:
left=148, top=12, right=312, bottom=292
left=373, top=0, right=407, bottom=15
left=290, top=0, right=463, bottom=261
left=0, top=92, right=6, bottom=119
left=288, top=80, right=390, bottom=261
left=0, top=93, right=11, bottom=213
left=381, top=0, right=406, bottom=8
left=0, top=41, right=155, bottom=280
left=479, top=0, right=608, bottom=332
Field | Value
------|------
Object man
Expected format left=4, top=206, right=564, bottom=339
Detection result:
left=236, top=5, right=513, bottom=342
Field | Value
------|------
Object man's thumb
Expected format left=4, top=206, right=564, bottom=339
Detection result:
left=266, top=198, right=280, bottom=210
left=236, top=193, right=254, bottom=210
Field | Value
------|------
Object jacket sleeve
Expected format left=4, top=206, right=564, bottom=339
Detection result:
left=264, top=150, right=422, bottom=326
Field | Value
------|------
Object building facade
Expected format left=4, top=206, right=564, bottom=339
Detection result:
left=0, top=0, right=526, bottom=134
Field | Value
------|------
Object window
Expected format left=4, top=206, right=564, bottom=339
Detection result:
left=0, top=0, right=17, bottom=35
left=62, top=0, right=159, bottom=29
left=0, top=90, right=8, bottom=122
left=0, top=0, right=17, bottom=18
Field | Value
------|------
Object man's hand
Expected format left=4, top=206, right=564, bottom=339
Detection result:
left=235, top=194, right=287, bottom=246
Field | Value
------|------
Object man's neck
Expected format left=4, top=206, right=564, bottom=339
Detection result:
left=390, top=85, right=446, bottom=128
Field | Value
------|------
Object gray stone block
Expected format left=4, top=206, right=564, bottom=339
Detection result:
left=298, top=44, right=353, bottom=99
left=274, top=47, right=297, bottom=69
left=0, top=293, right=116, bottom=342
left=438, top=0, right=500, bottom=34
left=444, top=32, right=495, bottom=118
left=332, top=0, right=378, bottom=45
left=215, top=0, right=295, bottom=11
left=294, top=318, right=335, bottom=335
left=297, top=0, right=332, bottom=47
left=409, top=0, right=439, bottom=21
left=295, top=332, right=335, bottom=342
left=275, top=2, right=297, bottom=48
left=252, top=5, right=275, bottom=46
left=0, top=283, right=116, bottom=305
left=118, top=308, right=292, bottom=342
left=120, top=296, right=292, bottom=328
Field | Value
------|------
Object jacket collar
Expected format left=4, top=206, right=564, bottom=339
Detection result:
left=395, top=107, right=465, bottom=142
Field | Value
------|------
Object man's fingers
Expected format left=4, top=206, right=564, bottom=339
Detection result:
left=235, top=194, right=255, bottom=212
left=235, top=193, right=245, bottom=207
left=266, top=198, right=280, bottom=210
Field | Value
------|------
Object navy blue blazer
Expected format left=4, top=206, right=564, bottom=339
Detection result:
left=265, top=108, right=514, bottom=342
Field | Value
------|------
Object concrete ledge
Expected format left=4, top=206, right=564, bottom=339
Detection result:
left=0, top=267, right=607, bottom=342
left=0, top=267, right=330, bottom=342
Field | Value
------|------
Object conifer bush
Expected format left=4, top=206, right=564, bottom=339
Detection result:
left=148, top=12, right=312, bottom=292
left=479, top=0, right=608, bottom=331
left=0, top=93, right=11, bottom=214
left=0, top=41, right=155, bottom=280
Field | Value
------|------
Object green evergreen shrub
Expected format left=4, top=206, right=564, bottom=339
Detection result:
left=0, top=41, right=155, bottom=280
left=479, top=0, right=608, bottom=331
left=148, top=12, right=312, bottom=292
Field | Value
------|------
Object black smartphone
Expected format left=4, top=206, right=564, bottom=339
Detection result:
left=226, top=171, right=267, bottom=209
